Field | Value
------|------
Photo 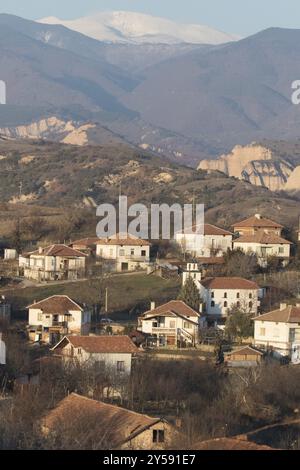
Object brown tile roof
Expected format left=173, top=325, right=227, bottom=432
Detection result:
left=253, top=305, right=300, bottom=323
left=192, top=437, right=273, bottom=450
left=29, top=244, right=87, bottom=258
left=96, top=233, right=150, bottom=246
left=225, top=346, right=264, bottom=357
left=42, top=393, right=164, bottom=449
left=233, top=215, right=283, bottom=229
left=53, top=335, right=140, bottom=354
left=28, top=295, right=82, bottom=313
left=234, top=232, right=292, bottom=245
left=200, top=277, right=259, bottom=290
left=70, top=238, right=99, bottom=248
left=142, top=300, right=200, bottom=319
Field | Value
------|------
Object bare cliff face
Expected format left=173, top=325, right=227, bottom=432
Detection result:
left=198, top=143, right=300, bottom=192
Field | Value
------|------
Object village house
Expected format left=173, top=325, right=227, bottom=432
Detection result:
left=0, top=296, right=11, bottom=324
left=138, top=300, right=201, bottom=348
left=253, top=304, right=300, bottom=362
left=0, top=332, right=6, bottom=365
left=232, top=214, right=284, bottom=237
left=19, top=244, right=87, bottom=281
left=224, top=346, right=264, bottom=368
left=198, top=277, right=261, bottom=327
left=27, top=295, right=91, bottom=345
left=233, top=232, right=292, bottom=267
left=51, top=335, right=139, bottom=374
left=175, top=223, right=233, bottom=258
left=41, top=393, right=176, bottom=450
left=96, top=233, right=151, bottom=272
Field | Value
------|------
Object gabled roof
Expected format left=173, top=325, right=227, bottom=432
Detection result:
left=28, top=244, right=87, bottom=258
left=234, top=232, right=292, bottom=245
left=253, top=305, right=300, bottom=323
left=42, top=393, right=165, bottom=449
left=52, top=335, right=139, bottom=354
left=200, top=277, right=259, bottom=290
left=28, top=295, right=82, bottom=313
left=96, top=233, right=150, bottom=246
left=233, top=214, right=283, bottom=229
left=225, top=346, right=264, bottom=357
left=141, top=300, right=200, bottom=319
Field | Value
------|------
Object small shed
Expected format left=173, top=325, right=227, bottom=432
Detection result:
left=224, top=346, right=264, bottom=367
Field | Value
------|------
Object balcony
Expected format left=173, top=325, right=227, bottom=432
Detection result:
left=152, top=326, right=176, bottom=335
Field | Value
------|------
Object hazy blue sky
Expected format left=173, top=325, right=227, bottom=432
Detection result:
left=1, top=0, right=300, bottom=36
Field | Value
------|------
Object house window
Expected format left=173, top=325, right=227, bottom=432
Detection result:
left=237, top=293, right=240, bottom=299
left=183, top=321, right=190, bottom=329
left=38, top=312, right=43, bottom=321
left=224, top=301, right=228, bottom=308
left=117, top=361, right=125, bottom=372
left=249, top=293, right=253, bottom=299
left=211, top=301, right=215, bottom=307
left=237, top=302, right=241, bottom=308
left=109, top=248, right=113, bottom=256
left=170, top=320, right=176, bottom=329
left=249, top=301, right=253, bottom=309
left=131, top=249, right=135, bottom=256
left=153, top=429, right=165, bottom=443
left=77, top=348, right=82, bottom=355
left=260, top=328, right=266, bottom=336
left=279, top=247, right=284, bottom=254
left=119, top=249, right=125, bottom=256
left=211, top=292, right=215, bottom=299
left=224, top=292, right=227, bottom=299
left=141, top=250, right=146, bottom=257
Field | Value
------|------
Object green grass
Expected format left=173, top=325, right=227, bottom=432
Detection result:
left=4, top=274, right=180, bottom=322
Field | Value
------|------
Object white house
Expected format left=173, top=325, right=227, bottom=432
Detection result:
left=96, top=233, right=151, bottom=272
left=19, top=244, right=87, bottom=281
left=232, top=214, right=284, bottom=237
left=253, top=304, right=300, bottom=361
left=27, top=295, right=91, bottom=345
left=175, top=223, right=233, bottom=258
left=199, top=277, right=261, bottom=327
left=51, top=335, right=139, bottom=374
left=233, top=232, right=292, bottom=267
left=138, top=300, right=201, bottom=348
left=182, top=262, right=203, bottom=286
left=0, top=333, right=6, bottom=365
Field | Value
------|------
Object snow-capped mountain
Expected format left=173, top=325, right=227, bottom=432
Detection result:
left=38, top=11, right=239, bottom=45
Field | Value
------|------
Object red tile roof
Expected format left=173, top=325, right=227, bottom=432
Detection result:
left=70, top=238, right=99, bottom=248
left=53, top=335, right=140, bottom=354
left=96, top=233, right=150, bottom=246
left=253, top=305, right=300, bottom=323
left=234, top=232, right=292, bottom=245
left=177, top=223, right=232, bottom=236
left=233, top=215, right=283, bottom=229
left=200, top=277, right=259, bottom=290
left=28, top=295, right=82, bottom=313
left=29, top=244, right=87, bottom=258
left=42, top=393, right=164, bottom=449
left=142, top=300, right=200, bottom=319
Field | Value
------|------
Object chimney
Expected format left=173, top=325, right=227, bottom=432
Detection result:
left=150, top=301, right=156, bottom=311
left=280, top=303, right=287, bottom=311
left=296, top=303, right=300, bottom=309
left=199, top=303, right=203, bottom=314
left=38, top=246, right=43, bottom=254
left=255, top=214, right=261, bottom=220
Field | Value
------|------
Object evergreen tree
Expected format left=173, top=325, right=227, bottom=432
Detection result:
left=178, top=277, right=201, bottom=312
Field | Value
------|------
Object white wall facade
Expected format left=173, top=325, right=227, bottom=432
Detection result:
left=233, top=242, right=290, bottom=260
left=28, top=308, right=91, bottom=334
left=0, top=334, right=5, bottom=365
left=254, top=320, right=300, bottom=357
left=175, top=233, right=232, bottom=257
left=199, top=285, right=259, bottom=318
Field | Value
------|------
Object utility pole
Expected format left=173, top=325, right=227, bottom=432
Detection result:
left=105, top=287, right=108, bottom=317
